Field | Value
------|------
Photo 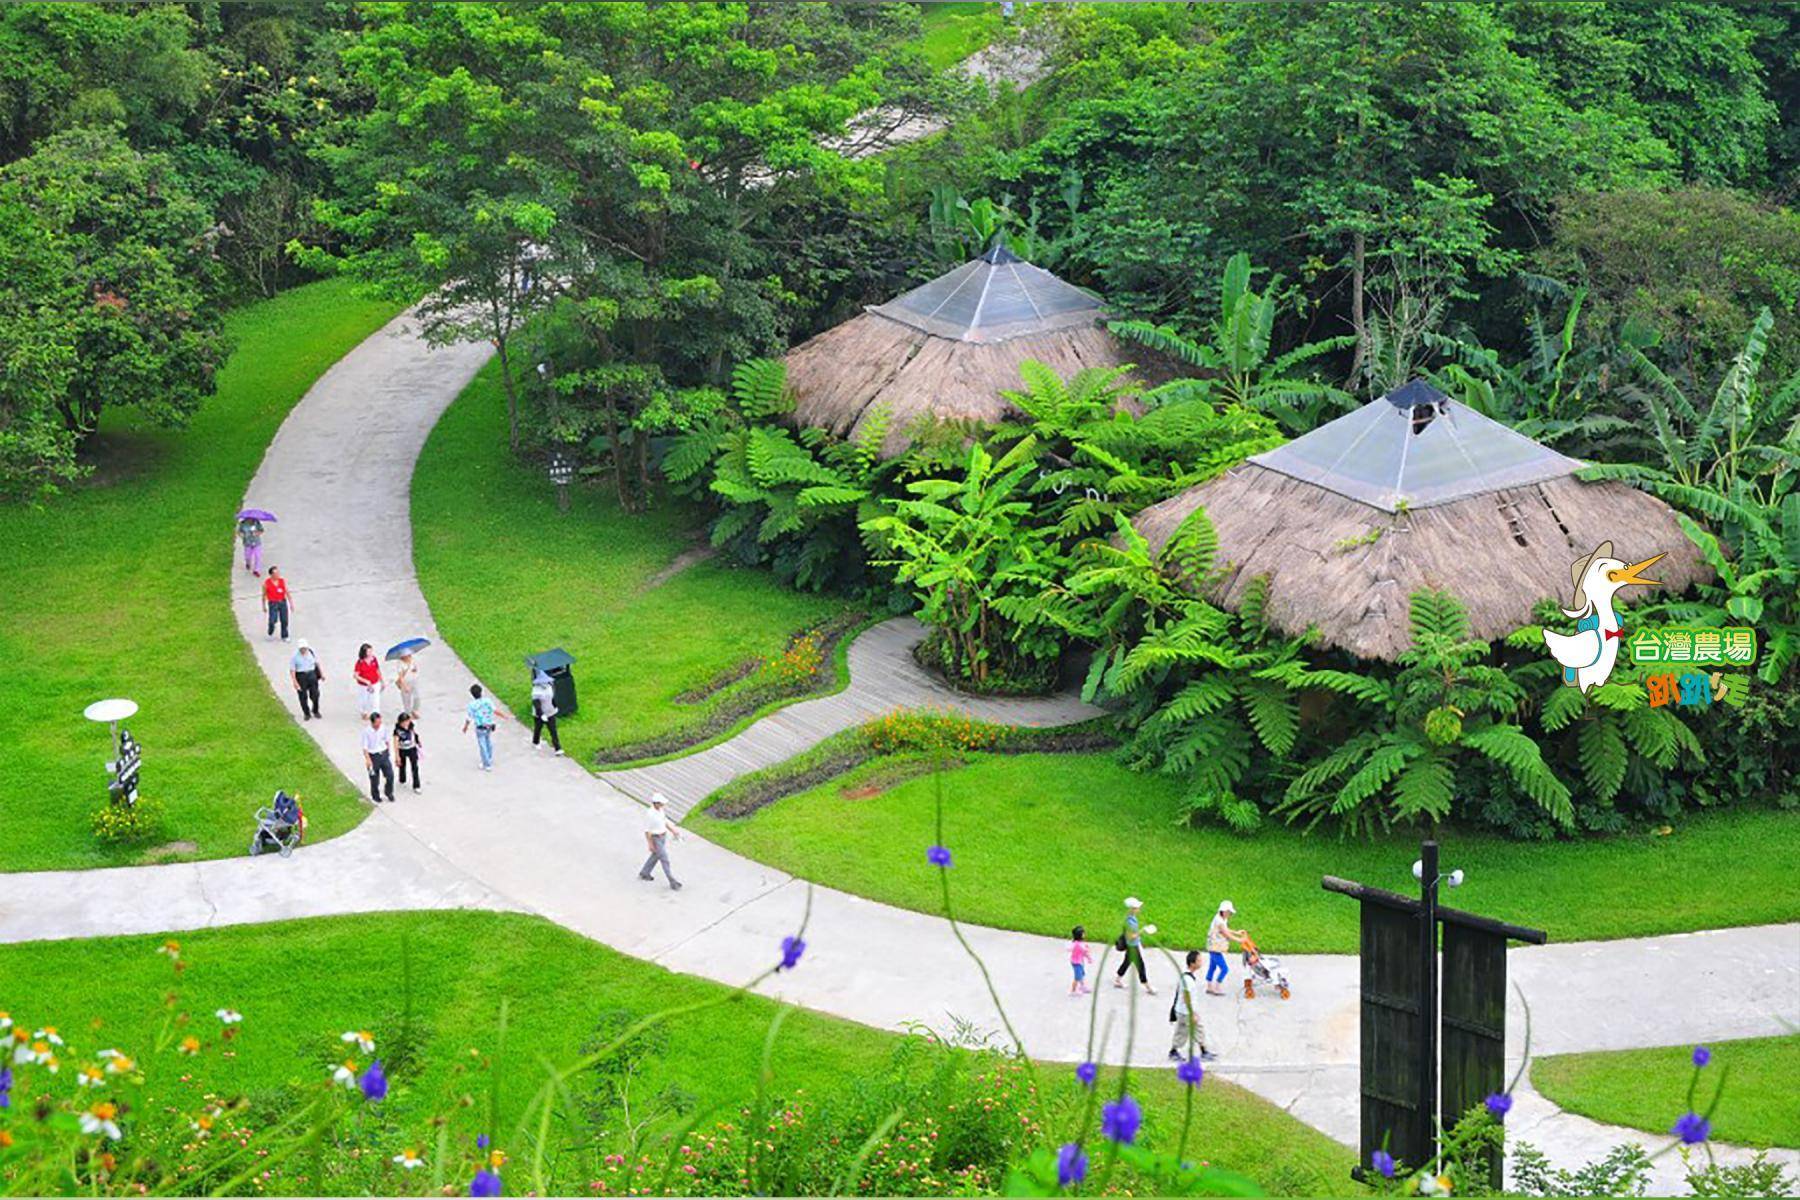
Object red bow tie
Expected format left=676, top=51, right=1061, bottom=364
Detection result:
left=1604, top=627, right=1624, bottom=641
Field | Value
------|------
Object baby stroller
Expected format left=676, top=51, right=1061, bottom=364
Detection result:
left=250, top=790, right=306, bottom=858
left=1239, top=935, right=1290, bottom=1000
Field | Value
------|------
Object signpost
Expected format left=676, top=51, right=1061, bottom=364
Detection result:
left=84, top=698, right=141, bottom=807
left=1324, top=841, right=1547, bottom=1185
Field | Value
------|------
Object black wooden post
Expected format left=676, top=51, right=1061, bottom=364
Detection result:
left=1418, top=839, right=1440, bottom=1154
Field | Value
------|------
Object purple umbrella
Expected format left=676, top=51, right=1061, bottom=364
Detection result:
left=237, top=508, right=278, bottom=522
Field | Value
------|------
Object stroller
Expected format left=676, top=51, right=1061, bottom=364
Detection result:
left=1239, top=935, right=1290, bottom=1000
left=250, top=790, right=306, bottom=858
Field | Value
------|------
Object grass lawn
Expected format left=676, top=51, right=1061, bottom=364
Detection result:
left=691, top=751, right=1800, bottom=954
left=0, top=280, right=398, bottom=872
left=1532, top=1035, right=1800, bottom=1150
left=911, top=3, right=1004, bottom=70
left=0, top=911, right=1354, bottom=1195
left=412, top=354, right=852, bottom=762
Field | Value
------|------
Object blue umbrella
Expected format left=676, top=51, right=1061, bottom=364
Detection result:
left=385, top=637, right=432, bottom=661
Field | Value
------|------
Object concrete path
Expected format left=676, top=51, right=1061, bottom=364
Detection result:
left=603, top=616, right=1099, bottom=817
left=2, top=309, right=1795, bottom=1195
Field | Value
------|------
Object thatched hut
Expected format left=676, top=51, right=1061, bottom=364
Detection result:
left=784, top=243, right=1138, bottom=456
left=1131, top=380, right=1710, bottom=660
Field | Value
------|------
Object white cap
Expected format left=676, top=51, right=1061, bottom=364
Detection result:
left=1124, top=896, right=1142, bottom=909
left=296, top=638, right=311, bottom=651
left=1219, top=900, right=1236, bottom=914
left=650, top=793, right=668, bottom=807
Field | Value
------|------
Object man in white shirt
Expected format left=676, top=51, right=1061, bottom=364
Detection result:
left=360, top=711, right=395, bottom=803
left=1169, top=949, right=1217, bottom=1061
left=639, top=793, right=682, bottom=890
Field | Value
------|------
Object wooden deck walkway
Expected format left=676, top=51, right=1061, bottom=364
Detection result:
left=599, top=617, right=1101, bottom=817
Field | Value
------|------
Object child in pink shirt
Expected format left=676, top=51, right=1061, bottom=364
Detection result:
left=1069, top=925, right=1093, bottom=995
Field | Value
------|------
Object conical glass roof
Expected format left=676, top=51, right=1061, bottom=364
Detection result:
left=868, top=242, right=1105, bottom=344
left=1249, top=381, right=1582, bottom=511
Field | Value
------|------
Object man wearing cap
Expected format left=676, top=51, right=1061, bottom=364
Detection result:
left=1113, top=897, right=1155, bottom=994
left=289, top=638, right=324, bottom=720
left=639, top=793, right=683, bottom=891
left=1205, top=900, right=1246, bottom=996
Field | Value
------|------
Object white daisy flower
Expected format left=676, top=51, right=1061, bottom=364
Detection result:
left=34, top=1027, right=64, bottom=1046
left=215, top=1009, right=243, bottom=1025
left=331, top=1059, right=359, bottom=1088
left=0, top=1011, right=12, bottom=1031
left=104, top=1054, right=136, bottom=1075
left=80, top=1103, right=123, bottom=1140
left=340, top=1030, right=375, bottom=1054
left=77, top=1065, right=106, bottom=1089
left=392, top=1148, right=425, bottom=1170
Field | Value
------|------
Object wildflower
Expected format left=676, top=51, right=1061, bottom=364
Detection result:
left=33, top=1027, right=63, bottom=1047
left=80, top=1101, right=123, bottom=1140
left=926, top=844, right=952, bottom=868
left=0, top=1064, right=11, bottom=1108
left=41, top=1052, right=59, bottom=1073
left=470, top=1167, right=503, bottom=1196
left=78, top=1065, right=107, bottom=1089
left=779, top=935, right=806, bottom=971
left=1100, top=1094, right=1141, bottom=1145
left=331, top=1059, right=359, bottom=1088
left=1176, top=1056, right=1204, bottom=1087
left=1692, top=1045, right=1711, bottom=1068
left=1370, top=1149, right=1395, bottom=1179
left=490, top=1149, right=507, bottom=1170
left=158, top=941, right=181, bottom=958
left=0, top=1130, right=13, bottom=1148
left=215, top=1009, right=243, bottom=1025
left=1074, top=1060, right=1097, bottom=1088
left=360, top=1059, right=388, bottom=1101
left=393, top=1148, right=425, bottom=1171
left=1056, top=1142, right=1088, bottom=1186
left=178, top=1036, right=202, bottom=1056
left=1484, top=1092, right=1512, bottom=1119
left=341, top=1030, right=376, bottom=1054
left=192, top=1113, right=215, bottom=1138
left=104, top=1054, right=136, bottom=1075
left=0, top=1013, right=10, bottom=1031
left=1671, top=1112, right=1711, bottom=1145
left=15, top=1040, right=49, bottom=1066
left=1417, top=1172, right=1454, bottom=1195
left=477, top=1134, right=491, bottom=1150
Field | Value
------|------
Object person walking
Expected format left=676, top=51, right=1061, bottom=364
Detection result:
left=237, top=515, right=264, bottom=576
left=1169, top=950, right=1218, bottom=1062
left=394, top=711, right=422, bottom=793
left=394, top=652, right=422, bottom=718
left=360, top=711, right=396, bottom=803
left=1113, top=897, right=1155, bottom=994
left=530, top=669, right=563, bottom=756
left=1205, top=900, right=1246, bottom=996
left=352, top=644, right=383, bottom=723
left=261, top=566, right=293, bottom=641
left=462, top=683, right=500, bottom=771
left=638, top=793, right=682, bottom=890
left=289, top=638, right=324, bottom=720
left=1068, top=925, right=1093, bottom=996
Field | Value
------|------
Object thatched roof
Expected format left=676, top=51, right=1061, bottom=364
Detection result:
left=785, top=244, right=1138, bottom=456
left=1131, top=383, right=1711, bottom=660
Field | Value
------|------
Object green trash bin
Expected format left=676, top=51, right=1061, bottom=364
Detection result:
left=525, top=648, right=578, bottom=716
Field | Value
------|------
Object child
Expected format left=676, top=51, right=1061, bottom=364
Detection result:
left=1068, top=925, right=1093, bottom=995
left=394, top=711, right=422, bottom=793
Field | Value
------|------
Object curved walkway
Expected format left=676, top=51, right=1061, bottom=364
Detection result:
left=2, top=309, right=1795, bottom=1194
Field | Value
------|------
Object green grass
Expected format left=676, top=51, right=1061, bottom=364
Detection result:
left=1532, top=1035, right=1800, bottom=1149
left=411, top=354, right=852, bottom=761
left=0, top=911, right=1354, bottom=1194
left=692, top=751, right=1800, bottom=953
left=911, top=2, right=1004, bottom=70
left=0, top=280, right=399, bottom=872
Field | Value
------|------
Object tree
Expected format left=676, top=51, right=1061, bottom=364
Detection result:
left=0, top=189, right=80, bottom=499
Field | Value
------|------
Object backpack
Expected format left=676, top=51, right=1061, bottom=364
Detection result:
left=1169, top=971, right=1195, bottom=1022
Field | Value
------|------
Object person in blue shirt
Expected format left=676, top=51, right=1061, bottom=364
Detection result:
left=462, top=683, right=503, bottom=771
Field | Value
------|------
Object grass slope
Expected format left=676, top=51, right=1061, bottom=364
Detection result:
left=411, top=353, right=851, bottom=760
left=912, top=2, right=1004, bottom=70
left=0, top=280, right=398, bottom=871
left=692, top=751, right=1800, bottom=953
left=1532, top=1036, right=1800, bottom=1150
left=0, top=911, right=1354, bottom=1194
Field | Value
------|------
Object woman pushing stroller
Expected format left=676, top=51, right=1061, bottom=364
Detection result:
left=1204, top=900, right=1246, bottom=996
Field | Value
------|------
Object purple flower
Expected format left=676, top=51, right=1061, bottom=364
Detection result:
left=1672, top=1112, right=1711, bottom=1145
left=476, top=1134, right=490, bottom=1151
left=1056, top=1142, right=1088, bottom=1186
left=470, top=1167, right=503, bottom=1197
left=779, top=935, right=806, bottom=972
left=1100, top=1094, right=1141, bottom=1144
left=1371, top=1149, right=1395, bottom=1179
left=0, top=1065, right=12, bottom=1109
left=927, top=844, right=952, bottom=868
left=1074, top=1061, right=1097, bottom=1089
left=1692, top=1045, right=1711, bottom=1068
left=1176, top=1056, right=1204, bottom=1087
left=358, top=1059, right=388, bottom=1101
left=1485, top=1091, right=1512, bottom=1119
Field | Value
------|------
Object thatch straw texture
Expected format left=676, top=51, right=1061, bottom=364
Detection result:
left=1131, top=464, right=1711, bottom=660
left=785, top=311, right=1138, bottom=457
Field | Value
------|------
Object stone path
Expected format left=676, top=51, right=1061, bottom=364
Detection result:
left=2, top=309, right=1795, bottom=1195
left=603, top=616, right=1099, bottom=817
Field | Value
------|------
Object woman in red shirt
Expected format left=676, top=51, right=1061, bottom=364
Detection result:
left=353, top=643, right=383, bottom=722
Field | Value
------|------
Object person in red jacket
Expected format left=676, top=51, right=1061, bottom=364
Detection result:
left=353, top=643, right=383, bottom=722
left=262, top=567, right=294, bottom=641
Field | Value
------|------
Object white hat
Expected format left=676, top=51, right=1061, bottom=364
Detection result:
left=650, top=793, right=668, bottom=807
left=1123, top=896, right=1142, bottom=909
left=296, top=638, right=311, bottom=650
left=1219, top=900, right=1236, bottom=914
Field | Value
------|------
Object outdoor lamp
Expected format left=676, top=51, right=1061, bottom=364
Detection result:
left=547, top=449, right=576, bottom=511
left=1412, top=859, right=1466, bottom=888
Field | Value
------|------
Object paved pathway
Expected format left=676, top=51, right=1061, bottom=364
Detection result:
left=2, top=309, right=1796, bottom=1195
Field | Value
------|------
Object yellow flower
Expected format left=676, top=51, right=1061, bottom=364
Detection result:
left=192, top=1113, right=215, bottom=1138
left=0, top=1130, right=12, bottom=1148
left=489, top=1150, right=507, bottom=1170
left=178, top=1036, right=202, bottom=1056
left=78, top=1064, right=106, bottom=1088
left=158, top=941, right=181, bottom=958
left=393, top=1148, right=425, bottom=1170
left=104, top=1054, right=135, bottom=1075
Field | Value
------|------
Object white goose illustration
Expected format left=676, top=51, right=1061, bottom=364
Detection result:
left=1542, top=541, right=1665, bottom=693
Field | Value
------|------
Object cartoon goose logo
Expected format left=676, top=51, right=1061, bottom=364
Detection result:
left=1542, top=541, right=1665, bottom=693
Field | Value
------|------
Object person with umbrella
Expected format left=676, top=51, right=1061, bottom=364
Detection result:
left=530, top=668, right=563, bottom=756
left=389, top=638, right=429, bottom=718
left=236, top=509, right=274, bottom=576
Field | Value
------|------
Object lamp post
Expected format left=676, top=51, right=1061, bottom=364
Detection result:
left=547, top=449, right=576, bottom=512
left=1411, top=841, right=1465, bottom=1156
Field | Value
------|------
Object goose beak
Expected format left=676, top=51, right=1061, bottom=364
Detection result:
left=1607, top=553, right=1665, bottom=588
